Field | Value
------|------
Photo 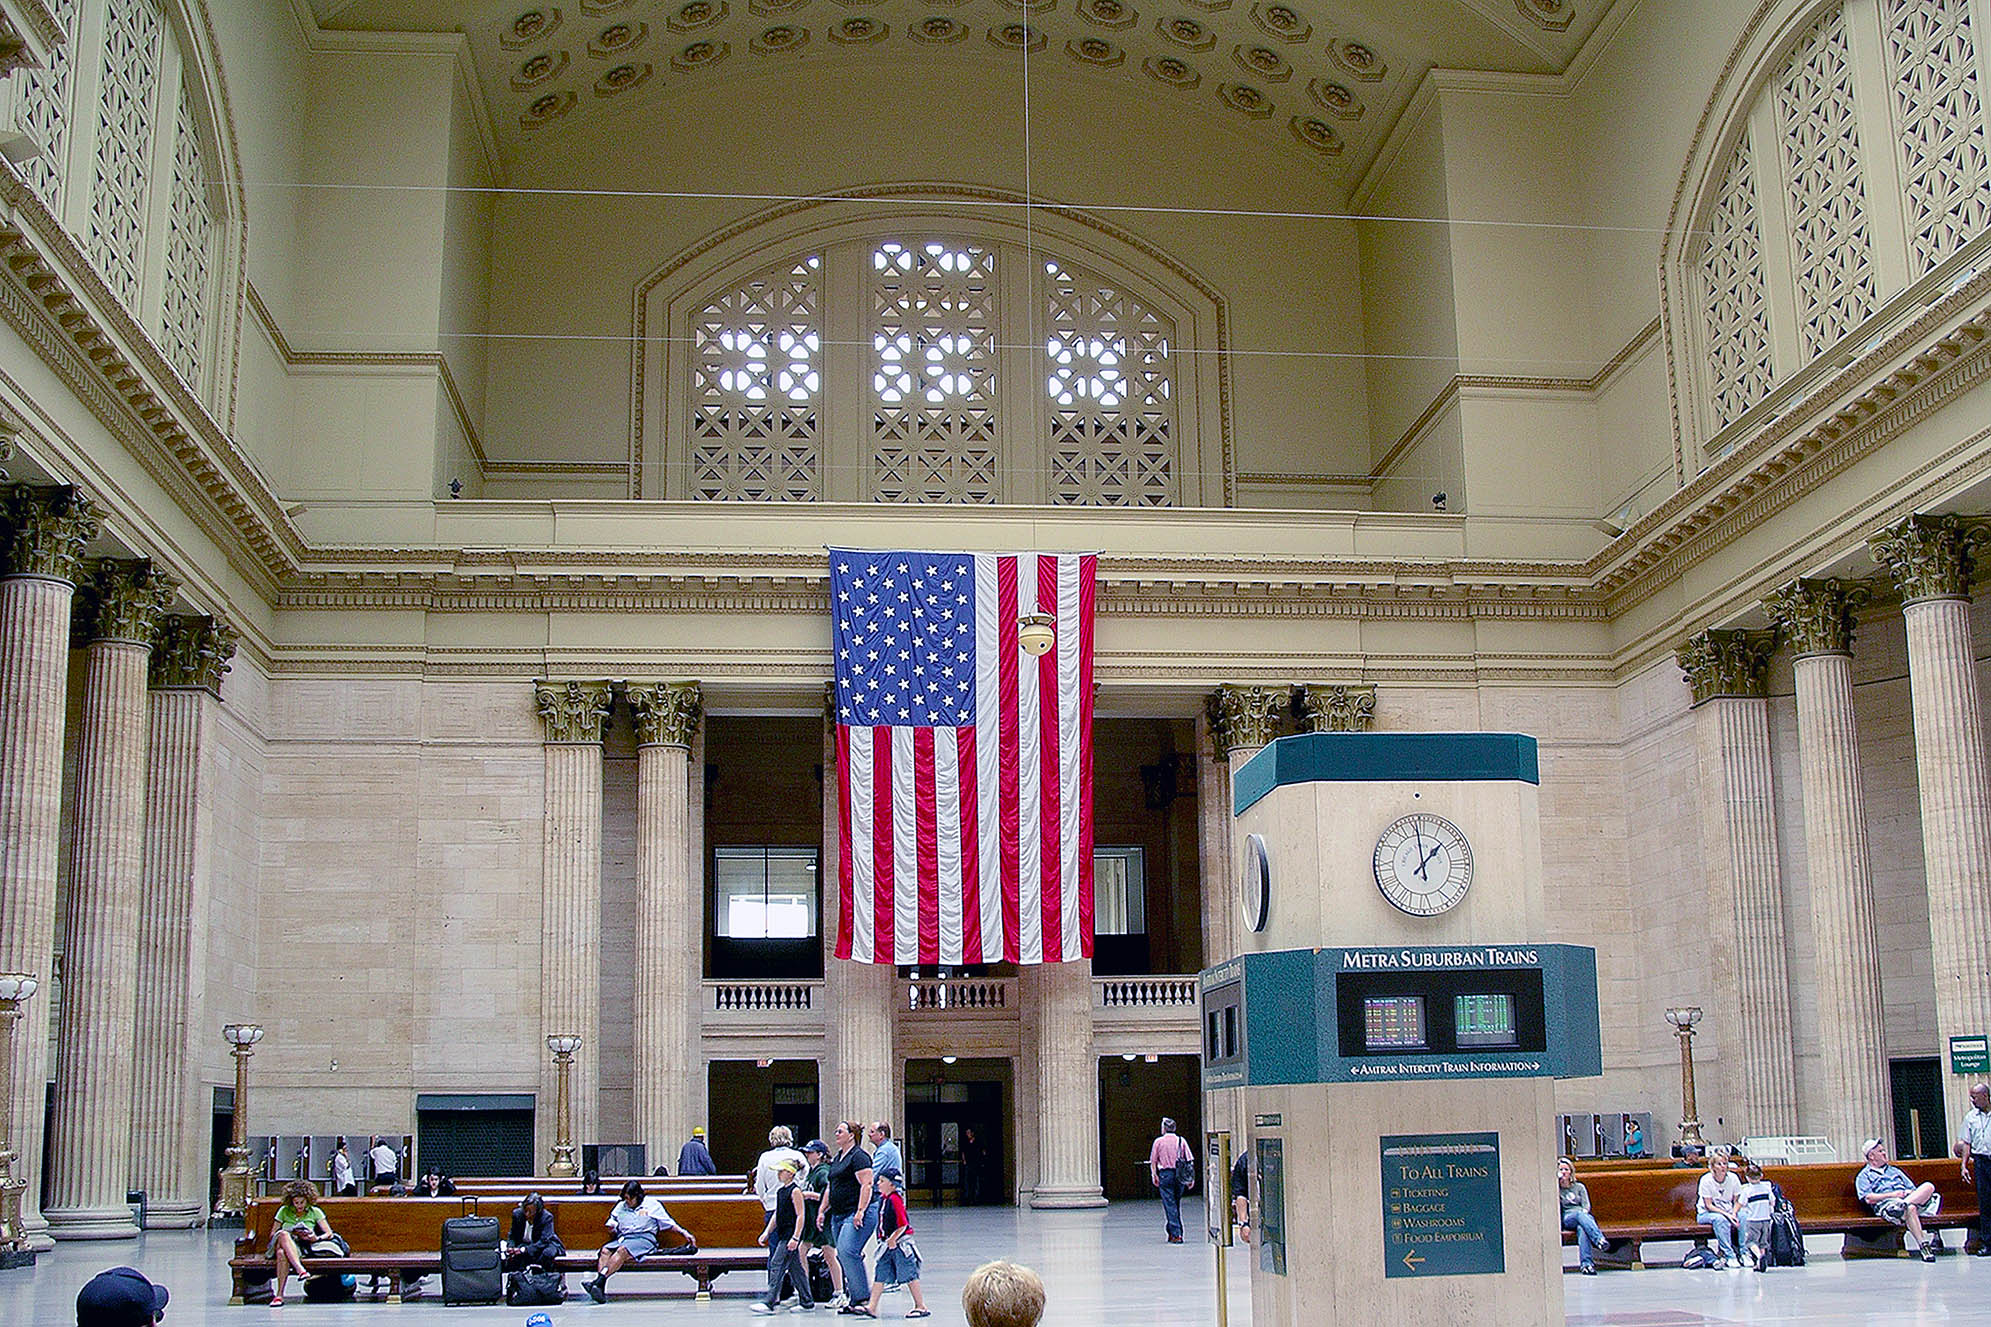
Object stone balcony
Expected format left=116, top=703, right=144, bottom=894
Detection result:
left=702, top=980, right=827, bottom=1044
left=1092, top=976, right=1201, bottom=1056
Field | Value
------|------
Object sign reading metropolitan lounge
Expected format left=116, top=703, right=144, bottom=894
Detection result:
left=1381, top=1132, right=1505, bottom=1278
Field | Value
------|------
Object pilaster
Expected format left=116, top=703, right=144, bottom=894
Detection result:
left=534, top=680, right=612, bottom=1164
left=1764, top=578, right=1889, bottom=1155
left=47, top=560, right=174, bottom=1239
left=628, top=682, right=702, bottom=1154
left=0, top=485, right=94, bottom=1249
left=1871, top=516, right=1991, bottom=1134
left=822, top=695, right=895, bottom=1136
left=1026, top=959, right=1105, bottom=1208
left=130, top=616, right=234, bottom=1226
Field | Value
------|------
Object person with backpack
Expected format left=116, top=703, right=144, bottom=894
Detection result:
left=267, top=1180, right=338, bottom=1307
left=1147, top=1118, right=1195, bottom=1243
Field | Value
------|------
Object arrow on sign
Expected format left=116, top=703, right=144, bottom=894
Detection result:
left=1402, top=1251, right=1425, bottom=1272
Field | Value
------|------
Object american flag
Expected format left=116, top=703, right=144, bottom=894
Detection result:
left=830, top=549, right=1097, bottom=965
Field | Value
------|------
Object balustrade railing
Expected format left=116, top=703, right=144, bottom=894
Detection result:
left=1094, top=977, right=1199, bottom=1008
left=706, top=980, right=821, bottom=1013
left=903, top=978, right=1015, bottom=1012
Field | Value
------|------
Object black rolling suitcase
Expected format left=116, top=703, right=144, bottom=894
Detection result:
left=441, top=1199, right=504, bottom=1305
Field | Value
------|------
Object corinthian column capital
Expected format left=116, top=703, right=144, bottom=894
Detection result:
left=4, top=485, right=96, bottom=583
left=1869, top=514, right=1987, bottom=604
left=627, top=681, right=702, bottom=747
left=1207, top=685, right=1284, bottom=757
left=533, top=680, right=614, bottom=743
left=1676, top=629, right=1776, bottom=706
left=1297, top=683, right=1377, bottom=732
left=1764, top=577, right=1872, bottom=657
left=79, top=560, right=176, bottom=647
left=148, top=615, right=238, bottom=693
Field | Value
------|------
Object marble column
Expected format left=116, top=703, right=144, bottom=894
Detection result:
left=47, top=559, right=176, bottom=1239
left=0, top=486, right=94, bottom=1249
left=822, top=693, right=895, bottom=1137
left=1871, top=515, right=1991, bottom=1135
left=534, top=681, right=613, bottom=1166
left=1676, top=629, right=1797, bottom=1136
left=1297, top=683, right=1378, bottom=733
left=129, top=616, right=236, bottom=1227
left=1765, top=577, right=1888, bottom=1157
left=1027, top=958, right=1105, bottom=1208
left=628, top=682, right=702, bottom=1155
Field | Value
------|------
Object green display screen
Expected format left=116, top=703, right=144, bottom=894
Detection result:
left=1454, top=993, right=1518, bottom=1048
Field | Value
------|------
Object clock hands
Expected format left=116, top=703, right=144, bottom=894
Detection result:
left=1417, top=843, right=1445, bottom=879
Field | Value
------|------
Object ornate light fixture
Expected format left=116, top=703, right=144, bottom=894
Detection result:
left=0, top=974, right=39, bottom=1266
left=216, top=1023, right=264, bottom=1217
left=1017, top=612, right=1056, bottom=657
left=1664, top=1006, right=1706, bottom=1149
left=546, top=1033, right=583, bottom=1178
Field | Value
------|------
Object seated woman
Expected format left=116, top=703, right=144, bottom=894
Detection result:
left=507, top=1191, right=565, bottom=1271
left=583, top=1180, right=695, bottom=1303
left=409, top=1166, right=457, bottom=1197
left=579, top=1170, right=604, bottom=1196
left=268, top=1180, right=335, bottom=1307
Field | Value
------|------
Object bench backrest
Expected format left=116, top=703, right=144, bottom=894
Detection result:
left=1580, top=1159, right=1978, bottom=1226
left=242, top=1191, right=769, bottom=1253
left=447, top=1176, right=745, bottom=1195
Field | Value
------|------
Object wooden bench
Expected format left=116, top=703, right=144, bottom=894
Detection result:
left=1563, top=1159, right=1980, bottom=1268
left=230, top=1192, right=773, bottom=1302
left=446, top=1176, right=746, bottom=1197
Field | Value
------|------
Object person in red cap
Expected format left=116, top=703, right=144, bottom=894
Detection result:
left=76, top=1266, right=168, bottom=1326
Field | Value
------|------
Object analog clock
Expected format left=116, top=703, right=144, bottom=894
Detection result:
left=1240, top=833, right=1271, bottom=933
left=1372, top=813, right=1473, bottom=917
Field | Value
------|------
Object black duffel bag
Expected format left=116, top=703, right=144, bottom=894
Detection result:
left=506, top=1266, right=566, bottom=1306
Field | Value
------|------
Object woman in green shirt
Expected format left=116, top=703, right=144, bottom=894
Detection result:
left=268, top=1179, right=335, bottom=1306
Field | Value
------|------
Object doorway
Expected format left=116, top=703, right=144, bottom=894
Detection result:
left=904, top=1058, right=1012, bottom=1205
left=1891, top=1057, right=1947, bottom=1159
left=709, top=1059, right=820, bottom=1174
left=1098, top=1054, right=1202, bottom=1200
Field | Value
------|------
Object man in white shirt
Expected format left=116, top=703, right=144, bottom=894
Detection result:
left=750, top=1126, right=808, bottom=1229
left=1953, top=1083, right=1991, bottom=1257
left=367, top=1137, right=399, bottom=1192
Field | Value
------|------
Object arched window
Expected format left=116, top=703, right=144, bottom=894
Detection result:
left=1674, top=0, right=1991, bottom=461
left=643, top=198, right=1226, bottom=505
left=5, top=0, right=228, bottom=401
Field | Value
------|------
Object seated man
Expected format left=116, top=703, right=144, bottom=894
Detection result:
left=1855, top=1137, right=1942, bottom=1262
left=76, top=1267, right=169, bottom=1327
left=507, top=1192, right=565, bottom=1272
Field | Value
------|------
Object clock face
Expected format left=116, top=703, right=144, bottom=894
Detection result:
left=1373, top=813, right=1473, bottom=917
left=1240, top=833, right=1271, bottom=933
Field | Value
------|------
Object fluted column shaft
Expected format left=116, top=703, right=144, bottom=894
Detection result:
left=128, top=689, right=214, bottom=1226
left=47, top=640, right=155, bottom=1237
left=1694, top=696, right=1798, bottom=1133
left=1791, top=651, right=1890, bottom=1154
left=823, top=709, right=894, bottom=1135
left=0, top=575, right=77, bottom=1249
left=1900, top=596, right=1991, bottom=1132
left=630, top=682, right=701, bottom=1154
left=1028, top=959, right=1105, bottom=1208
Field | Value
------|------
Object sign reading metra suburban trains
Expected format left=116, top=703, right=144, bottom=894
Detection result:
left=1197, top=945, right=1602, bottom=1088
left=1381, top=1132, right=1505, bottom=1278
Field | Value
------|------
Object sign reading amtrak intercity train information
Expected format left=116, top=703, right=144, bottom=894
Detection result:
left=1198, top=945, right=1601, bottom=1088
left=1381, top=1132, right=1505, bottom=1278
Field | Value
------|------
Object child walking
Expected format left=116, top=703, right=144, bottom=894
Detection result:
left=857, top=1169, right=930, bottom=1319
left=1739, top=1161, right=1777, bottom=1271
left=751, top=1158, right=814, bottom=1314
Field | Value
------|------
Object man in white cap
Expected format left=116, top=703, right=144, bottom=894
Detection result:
left=1954, top=1082, right=1991, bottom=1256
left=1855, top=1137, right=1942, bottom=1261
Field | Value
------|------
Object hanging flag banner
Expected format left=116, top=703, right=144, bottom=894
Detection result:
left=830, top=549, right=1097, bottom=965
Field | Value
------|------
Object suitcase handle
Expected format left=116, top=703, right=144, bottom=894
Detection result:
left=461, top=1195, right=479, bottom=1217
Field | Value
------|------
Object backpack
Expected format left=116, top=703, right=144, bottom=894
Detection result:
left=1680, top=1245, right=1721, bottom=1269
left=1769, top=1191, right=1805, bottom=1267
left=1176, top=1151, right=1196, bottom=1191
left=506, top=1266, right=566, bottom=1306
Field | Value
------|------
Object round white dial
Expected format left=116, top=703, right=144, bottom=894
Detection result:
left=1240, top=833, right=1271, bottom=933
left=1373, top=813, right=1473, bottom=917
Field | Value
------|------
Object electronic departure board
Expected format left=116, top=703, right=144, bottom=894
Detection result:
left=1363, top=995, right=1427, bottom=1050
left=1454, top=993, right=1519, bottom=1049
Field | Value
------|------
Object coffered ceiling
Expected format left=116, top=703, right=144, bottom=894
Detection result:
left=306, top=0, right=1623, bottom=185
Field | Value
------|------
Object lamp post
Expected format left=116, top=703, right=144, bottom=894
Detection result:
left=0, top=974, right=39, bottom=1267
left=546, top=1034, right=583, bottom=1178
left=1665, top=1006, right=1706, bottom=1149
left=216, top=1024, right=263, bottom=1217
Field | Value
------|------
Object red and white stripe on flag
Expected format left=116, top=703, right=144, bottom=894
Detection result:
left=830, top=549, right=1097, bottom=965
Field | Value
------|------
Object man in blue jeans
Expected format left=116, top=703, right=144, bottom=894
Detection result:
left=1147, top=1118, right=1194, bottom=1243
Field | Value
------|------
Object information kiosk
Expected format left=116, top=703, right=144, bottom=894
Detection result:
left=1202, top=732, right=1601, bottom=1327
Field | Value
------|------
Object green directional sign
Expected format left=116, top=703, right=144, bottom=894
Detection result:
left=1381, top=1131, right=1505, bottom=1279
left=1952, top=1035, right=1990, bottom=1075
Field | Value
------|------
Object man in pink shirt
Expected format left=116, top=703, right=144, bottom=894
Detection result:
left=1147, top=1119, right=1195, bottom=1244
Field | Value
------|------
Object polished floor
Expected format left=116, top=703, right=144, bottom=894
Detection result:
left=8, top=1204, right=1991, bottom=1325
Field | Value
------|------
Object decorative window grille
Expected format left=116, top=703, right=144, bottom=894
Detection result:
left=1043, top=259, right=1176, bottom=506
left=1881, top=0, right=1991, bottom=275
left=13, top=0, right=80, bottom=210
left=1773, top=9, right=1878, bottom=358
left=160, top=83, right=214, bottom=390
left=87, top=0, right=165, bottom=313
left=690, top=256, right=822, bottom=500
left=870, top=240, right=999, bottom=503
left=1698, top=140, right=1777, bottom=430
